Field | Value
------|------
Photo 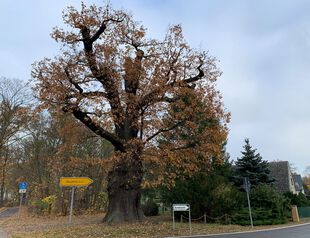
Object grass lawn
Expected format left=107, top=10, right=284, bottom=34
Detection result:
left=0, top=209, right=306, bottom=238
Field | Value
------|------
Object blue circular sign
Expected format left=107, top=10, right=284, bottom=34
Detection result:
left=19, top=182, right=28, bottom=189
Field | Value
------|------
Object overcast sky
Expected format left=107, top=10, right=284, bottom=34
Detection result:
left=1, top=0, right=309, bottom=174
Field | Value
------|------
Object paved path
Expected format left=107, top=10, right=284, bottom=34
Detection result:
left=0, top=207, right=18, bottom=219
left=0, top=207, right=19, bottom=238
left=167, top=223, right=310, bottom=238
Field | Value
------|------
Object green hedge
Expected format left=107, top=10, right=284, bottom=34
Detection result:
left=232, top=208, right=287, bottom=226
left=232, top=185, right=290, bottom=226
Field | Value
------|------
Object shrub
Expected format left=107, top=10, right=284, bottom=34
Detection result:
left=211, top=183, right=244, bottom=218
left=232, top=208, right=287, bottom=226
left=284, top=192, right=310, bottom=207
left=29, top=195, right=57, bottom=215
left=160, top=169, right=244, bottom=220
left=233, top=185, right=289, bottom=225
left=42, top=195, right=57, bottom=214
left=29, top=199, right=49, bottom=215
left=98, top=192, right=108, bottom=211
left=142, top=200, right=159, bottom=216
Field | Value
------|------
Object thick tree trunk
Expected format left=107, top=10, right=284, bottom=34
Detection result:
left=103, top=147, right=144, bottom=223
left=104, top=185, right=144, bottom=223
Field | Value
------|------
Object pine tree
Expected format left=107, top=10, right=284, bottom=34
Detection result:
left=234, top=138, right=273, bottom=187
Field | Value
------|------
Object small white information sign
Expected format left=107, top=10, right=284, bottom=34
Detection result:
left=172, top=203, right=191, bottom=233
left=19, top=189, right=26, bottom=194
left=173, top=204, right=190, bottom=211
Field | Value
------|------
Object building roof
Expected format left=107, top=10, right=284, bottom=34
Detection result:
left=268, top=161, right=295, bottom=194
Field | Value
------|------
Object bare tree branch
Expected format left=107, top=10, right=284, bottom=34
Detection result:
left=63, top=105, right=124, bottom=151
left=145, top=120, right=184, bottom=142
left=184, top=62, right=204, bottom=84
left=80, top=25, right=124, bottom=123
left=65, top=68, right=83, bottom=93
left=81, top=91, right=107, bottom=98
left=91, top=17, right=125, bottom=43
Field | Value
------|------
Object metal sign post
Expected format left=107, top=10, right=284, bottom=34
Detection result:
left=243, top=177, right=254, bottom=228
left=18, top=182, right=28, bottom=218
left=172, top=204, right=192, bottom=233
left=59, top=177, right=93, bottom=225
left=172, top=206, right=175, bottom=229
left=18, top=193, right=23, bottom=218
left=189, top=206, right=192, bottom=234
left=68, top=186, right=75, bottom=224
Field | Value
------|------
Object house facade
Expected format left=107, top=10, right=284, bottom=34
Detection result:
left=292, top=174, right=305, bottom=194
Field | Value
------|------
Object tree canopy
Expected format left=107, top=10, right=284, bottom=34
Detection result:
left=32, top=3, right=229, bottom=222
left=0, top=77, right=31, bottom=206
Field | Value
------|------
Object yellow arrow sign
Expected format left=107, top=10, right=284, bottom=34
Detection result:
left=59, top=177, right=93, bottom=187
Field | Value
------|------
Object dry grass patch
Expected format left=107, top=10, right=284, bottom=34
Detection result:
left=0, top=209, right=305, bottom=238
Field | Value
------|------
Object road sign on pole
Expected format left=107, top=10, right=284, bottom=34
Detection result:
left=59, top=177, right=93, bottom=224
left=18, top=181, right=27, bottom=218
left=59, top=177, right=93, bottom=187
left=172, top=204, right=192, bottom=234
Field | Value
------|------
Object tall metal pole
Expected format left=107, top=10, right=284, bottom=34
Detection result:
left=244, top=178, right=254, bottom=228
left=69, top=186, right=75, bottom=224
left=246, top=189, right=253, bottom=228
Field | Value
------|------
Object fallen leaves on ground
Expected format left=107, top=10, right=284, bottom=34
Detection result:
left=0, top=209, right=304, bottom=238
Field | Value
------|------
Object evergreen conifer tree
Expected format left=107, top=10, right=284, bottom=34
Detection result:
left=234, top=138, right=273, bottom=187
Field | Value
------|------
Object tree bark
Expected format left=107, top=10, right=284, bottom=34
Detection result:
left=103, top=147, right=144, bottom=223
left=0, top=148, right=8, bottom=207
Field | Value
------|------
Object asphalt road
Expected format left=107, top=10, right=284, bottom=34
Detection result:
left=167, top=223, right=310, bottom=238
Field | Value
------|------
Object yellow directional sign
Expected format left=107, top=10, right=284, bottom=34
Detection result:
left=59, top=177, right=93, bottom=187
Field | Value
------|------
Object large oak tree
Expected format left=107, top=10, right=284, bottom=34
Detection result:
left=32, top=3, right=229, bottom=223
